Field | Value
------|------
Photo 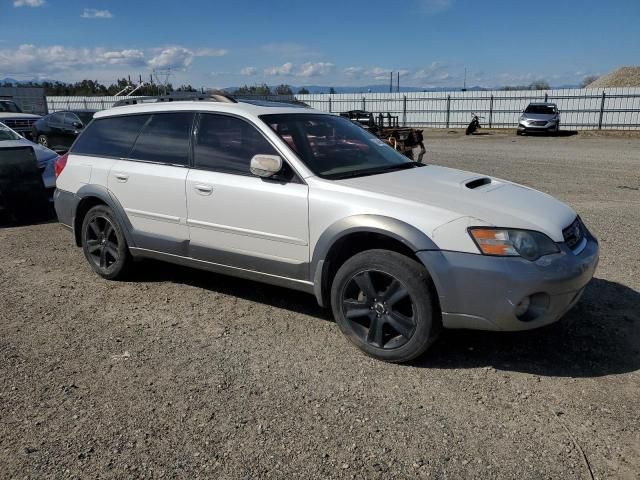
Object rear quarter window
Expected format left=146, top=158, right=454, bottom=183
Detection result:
left=71, top=114, right=150, bottom=157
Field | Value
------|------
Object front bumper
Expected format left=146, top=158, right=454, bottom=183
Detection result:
left=518, top=120, right=558, bottom=132
left=417, top=232, right=599, bottom=331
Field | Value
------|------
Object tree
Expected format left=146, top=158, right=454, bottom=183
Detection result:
left=274, top=84, right=293, bottom=95
left=580, top=75, right=599, bottom=88
left=298, top=87, right=310, bottom=94
left=529, top=80, right=550, bottom=90
left=233, top=84, right=272, bottom=96
left=329, top=87, right=336, bottom=94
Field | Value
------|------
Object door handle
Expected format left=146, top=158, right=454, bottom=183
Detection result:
left=114, top=172, right=129, bottom=182
left=194, top=184, right=213, bottom=195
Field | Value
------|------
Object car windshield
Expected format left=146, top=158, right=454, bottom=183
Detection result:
left=0, top=101, right=22, bottom=113
left=524, top=105, right=556, bottom=114
left=261, top=113, right=420, bottom=179
left=0, top=123, right=22, bottom=141
left=75, top=111, right=95, bottom=124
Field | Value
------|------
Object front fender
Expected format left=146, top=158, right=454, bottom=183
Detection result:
left=311, top=214, right=439, bottom=306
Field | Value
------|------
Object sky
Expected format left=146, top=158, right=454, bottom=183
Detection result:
left=1, top=0, right=639, bottom=89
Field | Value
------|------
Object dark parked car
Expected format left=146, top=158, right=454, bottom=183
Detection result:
left=31, top=110, right=96, bottom=152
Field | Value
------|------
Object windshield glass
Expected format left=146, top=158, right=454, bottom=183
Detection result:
left=0, top=123, right=22, bottom=141
left=0, top=101, right=22, bottom=113
left=524, top=104, right=557, bottom=115
left=261, top=113, right=417, bottom=179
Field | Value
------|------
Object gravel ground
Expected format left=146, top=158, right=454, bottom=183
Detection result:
left=1, top=130, right=639, bottom=479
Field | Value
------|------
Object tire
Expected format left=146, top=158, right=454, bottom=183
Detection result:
left=330, top=249, right=441, bottom=363
left=516, top=130, right=523, bottom=136
left=81, top=205, right=131, bottom=280
left=37, top=134, right=50, bottom=148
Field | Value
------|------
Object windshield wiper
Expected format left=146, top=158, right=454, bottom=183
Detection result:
left=330, top=161, right=423, bottom=180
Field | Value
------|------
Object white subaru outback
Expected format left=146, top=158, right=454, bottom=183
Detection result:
left=54, top=96, right=599, bottom=362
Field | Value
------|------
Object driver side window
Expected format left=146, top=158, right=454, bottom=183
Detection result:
left=194, top=114, right=279, bottom=176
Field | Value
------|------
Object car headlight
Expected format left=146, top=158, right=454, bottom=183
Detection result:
left=519, top=115, right=527, bottom=121
left=468, top=228, right=559, bottom=261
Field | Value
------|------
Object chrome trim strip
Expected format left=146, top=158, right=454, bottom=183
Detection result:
left=125, top=208, right=182, bottom=224
left=187, top=218, right=308, bottom=246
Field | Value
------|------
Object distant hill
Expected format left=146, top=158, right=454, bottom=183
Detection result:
left=587, top=67, right=640, bottom=88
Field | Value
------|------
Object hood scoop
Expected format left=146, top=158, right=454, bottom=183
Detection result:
left=465, top=177, right=492, bottom=190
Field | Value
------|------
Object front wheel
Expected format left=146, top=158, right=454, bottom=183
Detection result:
left=331, top=249, right=441, bottom=362
left=81, top=205, right=131, bottom=280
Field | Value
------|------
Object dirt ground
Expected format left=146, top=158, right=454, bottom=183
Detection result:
left=1, top=130, right=639, bottom=479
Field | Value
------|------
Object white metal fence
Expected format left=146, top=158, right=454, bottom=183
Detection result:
left=297, top=87, right=640, bottom=130
left=46, top=87, right=640, bottom=130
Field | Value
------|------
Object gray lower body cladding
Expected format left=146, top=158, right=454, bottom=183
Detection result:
left=417, top=234, right=599, bottom=331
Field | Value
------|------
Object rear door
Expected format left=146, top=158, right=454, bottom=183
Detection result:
left=108, top=112, right=195, bottom=255
left=186, top=113, right=309, bottom=280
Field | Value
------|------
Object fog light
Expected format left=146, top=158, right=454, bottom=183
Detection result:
left=514, top=296, right=531, bottom=317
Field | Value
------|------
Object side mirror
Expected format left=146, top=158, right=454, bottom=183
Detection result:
left=73, top=121, right=83, bottom=129
left=250, top=154, right=283, bottom=178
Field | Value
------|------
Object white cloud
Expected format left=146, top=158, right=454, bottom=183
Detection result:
left=81, top=8, right=113, bottom=19
left=264, top=62, right=294, bottom=76
left=13, top=0, right=44, bottom=7
left=148, top=46, right=227, bottom=70
left=240, top=66, right=257, bottom=76
left=0, top=44, right=145, bottom=75
left=297, top=62, right=334, bottom=77
left=0, top=44, right=225, bottom=79
left=344, top=66, right=365, bottom=78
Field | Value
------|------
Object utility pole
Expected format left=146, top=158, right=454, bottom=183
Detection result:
left=397, top=71, right=400, bottom=93
left=389, top=72, right=393, bottom=93
left=462, top=67, right=467, bottom=92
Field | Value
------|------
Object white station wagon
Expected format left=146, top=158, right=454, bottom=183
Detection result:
left=54, top=96, right=599, bottom=362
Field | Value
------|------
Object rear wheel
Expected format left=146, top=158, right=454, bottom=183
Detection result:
left=37, top=134, right=50, bottom=148
left=331, top=249, right=440, bottom=362
left=81, top=205, right=131, bottom=280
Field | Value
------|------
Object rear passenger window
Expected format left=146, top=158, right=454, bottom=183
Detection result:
left=130, top=112, right=194, bottom=166
left=72, top=115, right=149, bottom=157
left=194, top=114, right=277, bottom=174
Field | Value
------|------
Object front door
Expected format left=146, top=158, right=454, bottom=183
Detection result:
left=186, top=113, right=309, bottom=280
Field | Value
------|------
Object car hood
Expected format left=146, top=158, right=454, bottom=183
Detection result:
left=521, top=113, right=557, bottom=121
left=1, top=138, right=59, bottom=167
left=336, top=165, right=576, bottom=241
left=0, top=112, right=41, bottom=120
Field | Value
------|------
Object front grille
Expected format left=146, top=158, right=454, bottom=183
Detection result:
left=530, top=121, right=547, bottom=126
left=3, top=118, right=36, bottom=130
left=563, top=218, right=584, bottom=250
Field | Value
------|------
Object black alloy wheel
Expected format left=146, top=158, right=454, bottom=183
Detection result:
left=331, top=249, right=440, bottom=362
left=342, top=270, right=416, bottom=350
left=81, top=205, right=131, bottom=279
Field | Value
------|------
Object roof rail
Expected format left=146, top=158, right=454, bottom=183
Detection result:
left=112, top=93, right=237, bottom=108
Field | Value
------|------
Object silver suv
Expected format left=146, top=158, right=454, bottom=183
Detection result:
left=54, top=96, right=598, bottom=362
left=517, top=102, right=560, bottom=135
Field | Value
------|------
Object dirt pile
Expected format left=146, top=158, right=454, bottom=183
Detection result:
left=587, top=66, right=640, bottom=88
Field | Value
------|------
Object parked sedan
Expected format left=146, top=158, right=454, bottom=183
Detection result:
left=31, top=110, right=96, bottom=152
left=517, top=103, right=560, bottom=135
left=0, top=121, right=58, bottom=191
